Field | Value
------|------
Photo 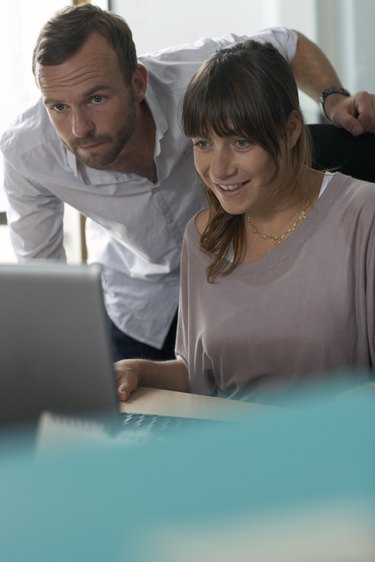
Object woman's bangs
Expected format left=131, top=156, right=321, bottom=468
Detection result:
left=186, top=87, right=256, bottom=141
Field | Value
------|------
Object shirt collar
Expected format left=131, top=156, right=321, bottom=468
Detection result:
left=144, top=79, right=168, bottom=159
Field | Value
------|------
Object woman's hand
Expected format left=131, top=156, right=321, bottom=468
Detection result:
left=114, top=359, right=141, bottom=402
left=114, top=358, right=190, bottom=402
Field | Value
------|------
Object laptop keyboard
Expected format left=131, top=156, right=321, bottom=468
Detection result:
left=116, top=411, right=222, bottom=444
left=121, top=411, right=216, bottom=431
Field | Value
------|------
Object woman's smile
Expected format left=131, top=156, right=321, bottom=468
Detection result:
left=215, top=180, right=251, bottom=192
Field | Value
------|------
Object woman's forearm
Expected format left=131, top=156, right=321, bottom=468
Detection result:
left=138, top=358, right=190, bottom=392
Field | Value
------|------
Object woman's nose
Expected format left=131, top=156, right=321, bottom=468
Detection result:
left=209, top=148, right=236, bottom=180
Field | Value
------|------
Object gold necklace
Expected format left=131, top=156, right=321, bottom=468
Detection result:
left=246, top=200, right=311, bottom=244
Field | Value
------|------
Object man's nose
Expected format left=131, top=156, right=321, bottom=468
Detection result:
left=71, top=109, right=94, bottom=138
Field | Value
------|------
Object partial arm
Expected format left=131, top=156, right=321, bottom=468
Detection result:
left=3, top=159, right=66, bottom=260
left=292, top=30, right=375, bottom=136
left=114, top=358, right=190, bottom=402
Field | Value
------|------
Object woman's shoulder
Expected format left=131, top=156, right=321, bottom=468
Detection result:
left=194, top=208, right=210, bottom=234
left=184, top=209, right=210, bottom=235
left=182, top=210, right=211, bottom=265
left=331, top=172, right=375, bottom=202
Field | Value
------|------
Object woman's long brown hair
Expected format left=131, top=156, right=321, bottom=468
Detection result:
left=182, top=40, right=312, bottom=282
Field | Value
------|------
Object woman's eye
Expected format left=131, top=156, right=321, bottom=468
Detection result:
left=235, top=138, right=251, bottom=148
left=192, top=139, right=210, bottom=149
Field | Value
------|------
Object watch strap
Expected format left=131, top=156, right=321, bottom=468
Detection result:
left=320, top=87, right=351, bottom=120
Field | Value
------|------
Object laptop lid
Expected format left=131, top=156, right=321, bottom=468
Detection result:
left=0, top=262, right=119, bottom=428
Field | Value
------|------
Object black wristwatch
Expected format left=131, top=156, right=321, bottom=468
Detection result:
left=320, top=87, right=351, bottom=120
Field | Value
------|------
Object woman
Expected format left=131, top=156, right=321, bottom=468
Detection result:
left=115, top=40, right=374, bottom=403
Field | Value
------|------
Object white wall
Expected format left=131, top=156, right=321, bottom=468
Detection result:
left=316, top=0, right=375, bottom=94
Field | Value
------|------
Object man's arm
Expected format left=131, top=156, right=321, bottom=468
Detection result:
left=292, top=30, right=375, bottom=136
left=4, top=159, right=66, bottom=261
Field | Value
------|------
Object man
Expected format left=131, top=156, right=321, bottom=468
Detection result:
left=1, top=4, right=375, bottom=362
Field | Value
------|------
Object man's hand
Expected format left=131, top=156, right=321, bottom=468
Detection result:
left=325, top=91, right=375, bottom=137
left=292, top=31, right=375, bottom=137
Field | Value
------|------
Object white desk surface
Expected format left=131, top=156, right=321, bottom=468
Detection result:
left=121, top=381, right=375, bottom=420
left=120, top=386, right=279, bottom=421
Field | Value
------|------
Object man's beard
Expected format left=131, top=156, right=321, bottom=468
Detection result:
left=64, top=98, right=136, bottom=170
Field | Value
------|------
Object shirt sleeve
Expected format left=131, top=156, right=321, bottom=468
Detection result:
left=206, top=27, right=298, bottom=63
left=141, top=27, right=298, bottom=84
left=247, top=27, right=298, bottom=63
left=3, top=157, right=66, bottom=261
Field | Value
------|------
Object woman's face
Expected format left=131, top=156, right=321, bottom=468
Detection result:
left=192, top=133, right=276, bottom=215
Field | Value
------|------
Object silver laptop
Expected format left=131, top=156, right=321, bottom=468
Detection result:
left=0, top=262, right=120, bottom=428
left=0, top=261, right=216, bottom=438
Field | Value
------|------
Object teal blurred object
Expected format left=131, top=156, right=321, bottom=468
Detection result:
left=0, top=389, right=374, bottom=562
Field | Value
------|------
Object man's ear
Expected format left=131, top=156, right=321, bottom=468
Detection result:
left=131, top=64, right=148, bottom=103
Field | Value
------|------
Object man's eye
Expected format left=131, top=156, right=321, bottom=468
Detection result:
left=52, top=103, right=66, bottom=112
left=91, top=95, right=104, bottom=104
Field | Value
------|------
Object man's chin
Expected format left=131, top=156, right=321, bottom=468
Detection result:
left=64, top=136, right=127, bottom=170
left=74, top=148, right=116, bottom=170
left=76, top=152, right=102, bottom=169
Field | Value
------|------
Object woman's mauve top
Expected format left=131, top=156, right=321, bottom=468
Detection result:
left=175, top=173, right=375, bottom=401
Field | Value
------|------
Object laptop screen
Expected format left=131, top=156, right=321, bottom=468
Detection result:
left=0, top=262, right=119, bottom=428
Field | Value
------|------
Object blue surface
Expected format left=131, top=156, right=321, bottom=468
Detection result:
left=0, top=389, right=374, bottom=561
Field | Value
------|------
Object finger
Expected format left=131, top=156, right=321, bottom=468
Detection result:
left=331, top=111, right=364, bottom=137
left=118, top=381, right=131, bottom=402
left=350, top=121, right=365, bottom=138
left=352, top=92, right=375, bottom=133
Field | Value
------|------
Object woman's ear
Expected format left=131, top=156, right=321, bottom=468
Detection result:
left=286, top=110, right=302, bottom=148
